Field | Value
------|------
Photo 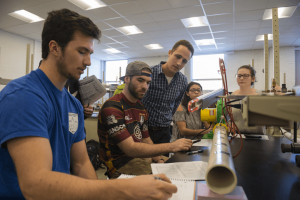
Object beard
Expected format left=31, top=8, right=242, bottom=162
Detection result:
left=57, top=54, right=78, bottom=81
left=128, top=80, right=145, bottom=100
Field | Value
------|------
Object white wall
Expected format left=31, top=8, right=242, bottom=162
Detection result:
left=225, top=47, right=296, bottom=92
left=80, top=57, right=102, bottom=80
left=294, top=50, right=300, bottom=86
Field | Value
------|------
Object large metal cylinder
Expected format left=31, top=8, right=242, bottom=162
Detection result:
left=205, top=124, right=237, bottom=194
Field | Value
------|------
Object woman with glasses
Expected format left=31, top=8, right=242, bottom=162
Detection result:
left=171, top=82, right=212, bottom=142
left=231, top=65, right=265, bottom=134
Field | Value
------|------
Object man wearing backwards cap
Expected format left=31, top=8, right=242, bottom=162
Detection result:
left=98, top=61, right=192, bottom=178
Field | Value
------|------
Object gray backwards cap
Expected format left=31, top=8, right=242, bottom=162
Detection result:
left=125, top=61, right=152, bottom=77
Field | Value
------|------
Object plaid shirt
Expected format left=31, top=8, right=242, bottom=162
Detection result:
left=141, top=62, right=188, bottom=127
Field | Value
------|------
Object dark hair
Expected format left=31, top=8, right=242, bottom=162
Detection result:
left=172, top=40, right=194, bottom=58
left=42, top=9, right=101, bottom=59
left=181, top=82, right=202, bottom=112
left=237, top=65, right=256, bottom=86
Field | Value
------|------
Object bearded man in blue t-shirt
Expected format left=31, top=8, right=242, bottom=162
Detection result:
left=0, top=8, right=177, bottom=200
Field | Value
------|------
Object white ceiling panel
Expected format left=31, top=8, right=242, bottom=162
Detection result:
left=101, top=0, right=134, bottom=6
left=111, top=35, right=132, bottom=43
left=279, top=25, right=294, bottom=33
left=157, top=19, right=186, bottom=30
left=127, top=33, right=150, bottom=40
left=293, top=38, right=300, bottom=45
left=235, top=35, right=256, bottom=42
left=125, top=13, right=155, bottom=25
left=16, top=21, right=44, bottom=33
left=215, top=38, right=235, bottom=43
left=148, top=9, right=179, bottom=22
left=99, top=36, right=118, bottom=44
left=94, top=21, right=114, bottom=31
left=104, top=17, right=132, bottom=28
left=173, top=6, right=205, bottom=19
left=110, top=1, right=145, bottom=16
left=213, top=31, right=234, bottom=38
left=204, top=1, right=233, bottom=15
left=136, top=22, right=164, bottom=32
left=260, top=18, right=289, bottom=28
left=121, top=41, right=142, bottom=47
left=167, top=0, right=200, bottom=8
left=164, top=28, right=189, bottom=36
left=187, top=26, right=211, bottom=34
left=87, top=7, right=121, bottom=20
left=199, top=45, right=217, bottom=50
left=0, top=14, right=27, bottom=29
left=21, top=32, right=42, bottom=41
left=235, top=20, right=261, bottom=30
left=235, top=9, right=265, bottom=22
left=257, top=27, right=273, bottom=34
left=207, top=14, right=233, bottom=25
left=136, top=0, right=172, bottom=12
left=265, top=0, right=300, bottom=9
left=102, top=29, right=125, bottom=37
left=285, top=16, right=300, bottom=26
left=279, top=38, right=298, bottom=45
left=106, top=43, right=128, bottom=49
left=235, top=41, right=254, bottom=47
left=293, top=6, right=300, bottom=16
left=235, top=29, right=259, bottom=36
left=210, top=24, right=234, bottom=32
left=2, top=26, right=33, bottom=35
left=235, top=0, right=268, bottom=12
left=280, top=32, right=300, bottom=38
left=147, top=30, right=170, bottom=38
left=192, top=33, right=213, bottom=40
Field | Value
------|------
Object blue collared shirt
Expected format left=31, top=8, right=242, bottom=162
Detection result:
left=141, top=62, right=188, bottom=127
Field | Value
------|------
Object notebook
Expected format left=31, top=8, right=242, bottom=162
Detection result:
left=151, top=161, right=208, bottom=180
left=118, top=174, right=195, bottom=200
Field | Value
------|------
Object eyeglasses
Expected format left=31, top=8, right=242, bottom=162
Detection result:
left=189, top=89, right=202, bottom=93
left=236, top=74, right=251, bottom=79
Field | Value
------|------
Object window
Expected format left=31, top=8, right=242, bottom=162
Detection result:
left=192, top=54, right=224, bottom=91
left=105, top=60, right=128, bottom=83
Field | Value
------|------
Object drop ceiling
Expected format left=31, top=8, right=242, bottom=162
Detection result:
left=0, top=0, right=300, bottom=61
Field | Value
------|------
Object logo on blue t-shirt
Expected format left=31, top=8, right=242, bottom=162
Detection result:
left=69, top=113, right=78, bottom=134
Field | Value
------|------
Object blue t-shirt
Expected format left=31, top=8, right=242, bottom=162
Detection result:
left=0, top=69, right=85, bottom=199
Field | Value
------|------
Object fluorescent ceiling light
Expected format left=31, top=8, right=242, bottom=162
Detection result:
left=117, top=25, right=143, bottom=35
left=104, top=48, right=121, bottom=53
left=195, top=39, right=215, bottom=46
left=8, top=10, right=44, bottom=23
left=144, top=44, right=163, bottom=50
left=181, top=16, right=209, bottom=28
left=68, top=0, right=106, bottom=10
left=256, top=34, right=273, bottom=41
left=262, top=6, right=297, bottom=20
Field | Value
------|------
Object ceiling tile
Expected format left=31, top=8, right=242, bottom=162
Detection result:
left=187, top=26, right=211, bottom=34
left=106, top=43, right=128, bottom=49
left=16, top=21, right=44, bottom=33
left=235, top=9, right=265, bottom=22
left=164, top=28, right=189, bottom=36
left=257, top=27, right=272, bottom=34
left=101, top=0, right=134, bottom=5
left=235, top=35, right=256, bottom=42
left=192, top=33, right=213, bottom=40
left=293, top=6, right=300, bottom=17
left=136, top=22, right=165, bottom=32
left=279, top=25, right=294, bottom=33
left=2, top=26, right=33, bottom=35
left=87, top=7, right=121, bottom=20
left=121, top=41, right=142, bottom=47
left=94, top=21, right=114, bottom=31
left=213, top=31, right=234, bottom=38
left=111, top=35, right=132, bottom=43
left=293, top=38, right=300, bottom=45
left=202, top=0, right=233, bottom=4
left=127, top=33, right=150, bottom=40
left=104, top=17, right=132, bottom=28
left=0, top=15, right=27, bottom=29
left=157, top=19, right=186, bottom=30
left=286, top=16, right=300, bottom=26
left=235, top=29, right=258, bottom=36
left=173, top=6, right=205, bottom=19
left=102, top=29, right=125, bottom=37
left=21, top=32, right=42, bottom=41
left=99, top=36, right=118, bottom=44
left=125, top=13, right=154, bottom=25
left=260, top=18, right=289, bottom=28
left=210, top=24, right=233, bottom=32
left=207, top=14, right=233, bottom=25
left=203, top=1, right=233, bottom=16
left=215, top=37, right=234, bottom=43
left=234, top=42, right=254, bottom=47
left=148, top=9, right=179, bottom=21
left=280, top=32, right=300, bottom=39
left=199, top=45, right=217, bottom=50
left=136, top=0, right=172, bottom=12
left=110, top=1, right=145, bottom=16
left=279, top=38, right=298, bottom=45
left=235, top=20, right=261, bottom=30
left=137, top=39, right=160, bottom=45
left=265, top=0, right=300, bottom=9
left=167, top=0, right=200, bottom=8
left=147, top=30, right=169, bottom=38
left=235, top=0, right=268, bottom=12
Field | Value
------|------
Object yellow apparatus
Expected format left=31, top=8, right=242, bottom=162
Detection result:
left=200, top=108, right=217, bottom=123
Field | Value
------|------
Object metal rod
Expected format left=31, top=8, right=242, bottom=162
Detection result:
left=294, top=121, right=297, bottom=143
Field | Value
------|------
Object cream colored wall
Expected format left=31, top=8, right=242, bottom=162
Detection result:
left=85, top=117, right=99, bottom=142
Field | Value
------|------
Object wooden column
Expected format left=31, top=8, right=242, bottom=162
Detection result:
left=264, top=34, right=269, bottom=90
left=26, top=44, right=30, bottom=74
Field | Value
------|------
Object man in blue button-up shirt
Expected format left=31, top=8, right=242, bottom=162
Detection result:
left=141, top=40, right=194, bottom=145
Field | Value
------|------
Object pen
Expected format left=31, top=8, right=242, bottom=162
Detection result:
left=186, top=150, right=203, bottom=155
left=192, top=139, right=201, bottom=144
left=154, top=176, right=164, bottom=181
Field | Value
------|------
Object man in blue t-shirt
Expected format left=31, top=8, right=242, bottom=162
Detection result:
left=0, top=9, right=177, bottom=200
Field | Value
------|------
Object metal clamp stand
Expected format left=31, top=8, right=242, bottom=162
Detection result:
left=281, top=122, right=300, bottom=167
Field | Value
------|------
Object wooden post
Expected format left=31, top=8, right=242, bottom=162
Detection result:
left=264, top=34, right=269, bottom=91
left=26, top=44, right=30, bottom=74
